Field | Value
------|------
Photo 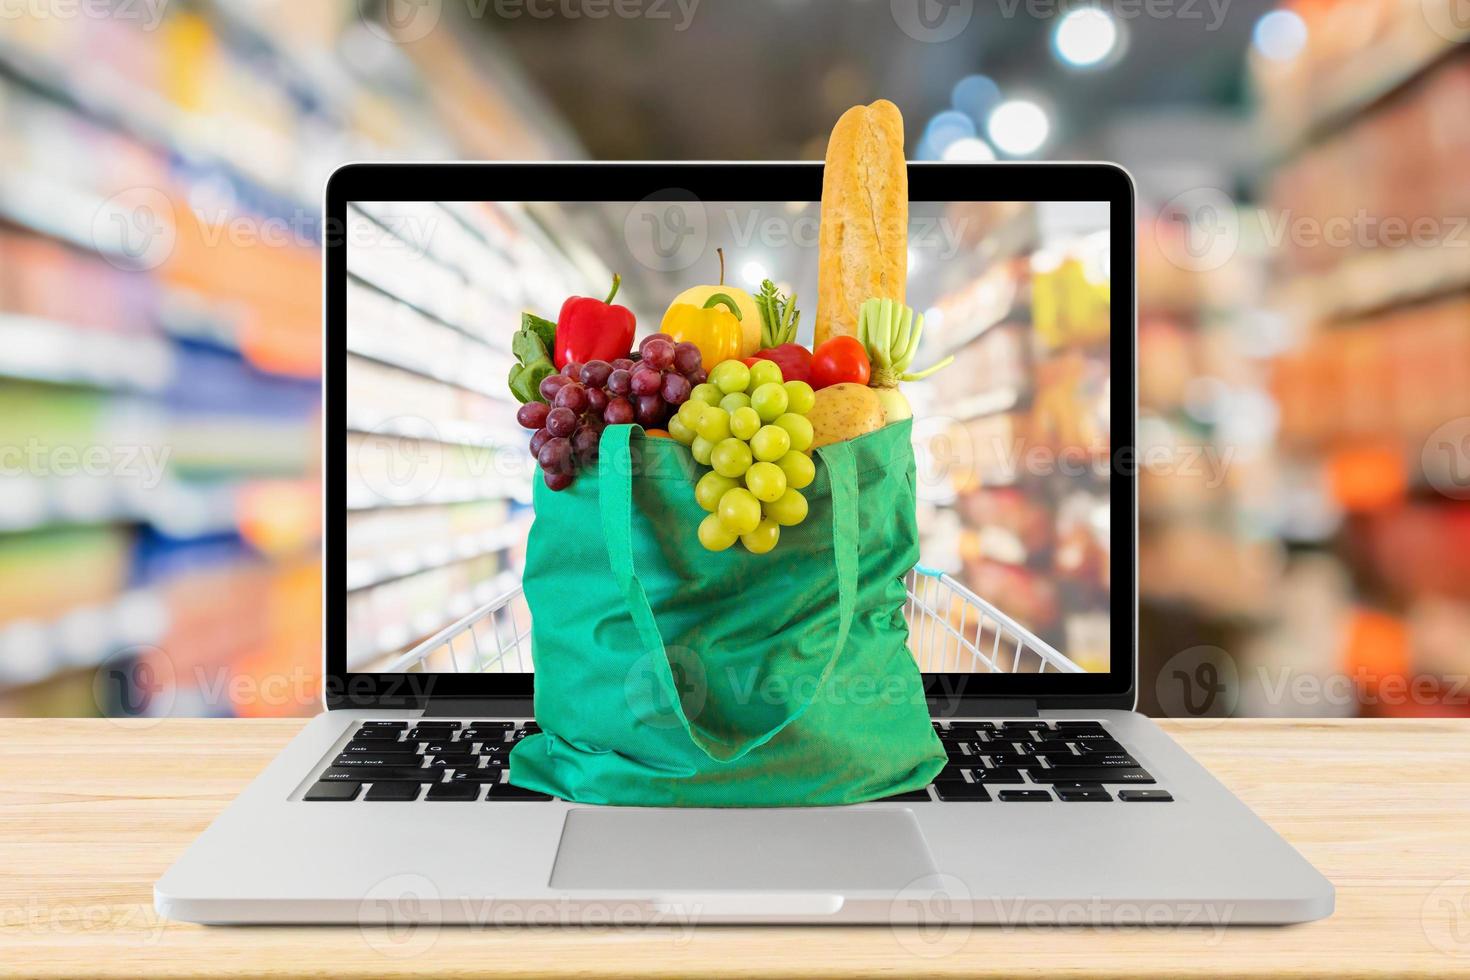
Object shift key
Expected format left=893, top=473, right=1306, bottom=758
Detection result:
left=1029, top=767, right=1155, bottom=784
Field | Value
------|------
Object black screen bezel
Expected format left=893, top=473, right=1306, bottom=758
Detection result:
left=325, top=162, right=1136, bottom=710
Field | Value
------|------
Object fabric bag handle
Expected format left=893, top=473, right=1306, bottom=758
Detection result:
left=599, top=423, right=861, bottom=763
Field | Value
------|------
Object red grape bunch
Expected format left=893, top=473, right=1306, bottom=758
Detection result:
left=515, top=334, right=707, bottom=491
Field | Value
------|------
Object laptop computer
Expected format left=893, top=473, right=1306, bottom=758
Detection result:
left=154, top=162, right=1333, bottom=925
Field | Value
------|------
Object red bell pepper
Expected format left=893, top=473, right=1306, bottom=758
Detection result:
left=554, top=274, right=636, bottom=369
left=750, top=343, right=813, bottom=384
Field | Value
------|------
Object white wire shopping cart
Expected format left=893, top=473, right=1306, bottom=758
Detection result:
left=385, top=564, right=1085, bottom=674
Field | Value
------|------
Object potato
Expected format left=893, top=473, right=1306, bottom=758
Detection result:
left=808, top=383, right=886, bottom=448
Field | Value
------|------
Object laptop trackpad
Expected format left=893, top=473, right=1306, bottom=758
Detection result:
left=549, top=808, right=937, bottom=891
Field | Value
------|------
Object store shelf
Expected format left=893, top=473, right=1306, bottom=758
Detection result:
left=345, top=524, right=524, bottom=592
left=1259, top=31, right=1468, bottom=165
left=0, top=36, right=310, bottom=209
left=346, top=478, right=532, bottom=512
left=0, top=315, right=174, bottom=392
left=1275, top=242, right=1470, bottom=325
left=0, top=587, right=169, bottom=687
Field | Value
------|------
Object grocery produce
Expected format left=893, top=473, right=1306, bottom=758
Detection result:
left=553, top=275, right=636, bottom=370
left=755, top=279, right=800, bottom=349
left=665, top=249, right=762, bottom=360
left=750, top=382, right=788, bottom=422
left=662, top=292, right=744, bottom=370
left=697, top=513, right=739, bottom=552
left=816, top=100, right=907, bottom=347
left=809, top=335, right=872, bottom=390
left=807, top=382, right=885, bottom=448
left=750, top=343, right=812, bottom=384
left=679, top=356, right=818, bottom=553
left=741, top=518, right=780, bottom=555
left=774, top=413, right=814, bottom=452
left=857, top=298, right=949, bottom=384
left=709, top=359, right=751, bottom=395
left=750, top=425, right=791, bottom=462
left=765, top=488, right=809, bottom=526
left=508, top=312, right=559, bottom=404
left=775, top=450, right=815, bottom=490
left=783, top=380, right=816, bottom=415
left=518, top=331, right=703, bottom=491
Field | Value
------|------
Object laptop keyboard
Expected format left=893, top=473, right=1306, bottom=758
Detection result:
left=302, top=719, right=1169, bottom=803
left=303, top=721, right=552, bottom=802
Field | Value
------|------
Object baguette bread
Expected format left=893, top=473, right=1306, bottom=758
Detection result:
left=815, top=100, right=908, bottom=348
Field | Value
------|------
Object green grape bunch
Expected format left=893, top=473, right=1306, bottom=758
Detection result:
left=667, top=358, right=817, bottom=554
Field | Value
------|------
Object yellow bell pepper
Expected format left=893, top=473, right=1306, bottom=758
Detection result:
left=660, top=293, right=744, bottom=370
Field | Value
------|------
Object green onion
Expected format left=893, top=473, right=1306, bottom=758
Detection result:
left=858, top=297, right=953, bottom=387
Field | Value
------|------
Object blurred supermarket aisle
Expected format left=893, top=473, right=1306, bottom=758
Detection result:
left=0, top=1, right=578, bottom=716
left=1, top=0, right=1468, bottom=719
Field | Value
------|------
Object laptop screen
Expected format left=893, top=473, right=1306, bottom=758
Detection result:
left=343, top=197, right=1111, bottom=681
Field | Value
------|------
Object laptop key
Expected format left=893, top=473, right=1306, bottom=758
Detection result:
left=406, top=727, right=462, bottom=740
left=332, top=753, right=422, bottom=768
left=450, top=769, right=505, bottom=783
left=365, top=782, right=422, bottom=801
left=1030, top=768, right=1154, bottom=784
left=351, top=728, right=402, bottom=741
left=340, top=741, right=413, bottom=754
left=486, top=783, right=554, bottom=801
left=361, top=721, right=408, bottom=729
left=969, top=767, right=1025, bottom=784
left=322, top=766, right=436, bottom=782
left=305, top=781, right=361, bottom=801
left=1056, top=787, right=1112, bottom=802
left=426, top=783, right=480, bottom=801
left=1055, top=721, right=1106, bottom=730
left=1118, top=790, right=1174, bottom=802
left=997, top=790, right=1052, bottom=802
left=411, top=720, right=461, bottom=729
left=1042, top=754, right=1138, bottom=768
left=871, top=789, right=932, bottom=802
left=933, top=780, right=991, bottom=801
left=423, top=742, right=475, bottom=756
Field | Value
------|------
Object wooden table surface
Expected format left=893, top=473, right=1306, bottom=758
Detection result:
left=3, top=718, right=1469, bottom=978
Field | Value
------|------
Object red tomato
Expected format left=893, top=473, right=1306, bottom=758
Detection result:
left=809, top=336, right=871, bottom=390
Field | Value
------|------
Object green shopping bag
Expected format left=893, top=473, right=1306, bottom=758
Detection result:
left=509, top=418, right=944, bottom=806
